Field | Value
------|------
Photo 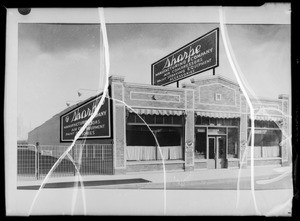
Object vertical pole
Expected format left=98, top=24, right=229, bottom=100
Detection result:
left=35, top=142, right=39, bottom=180
left=177, top=81, right=179, bottom=88
left=213, top=68, right=215, bottom=75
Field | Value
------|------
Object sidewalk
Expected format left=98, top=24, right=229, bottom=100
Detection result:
left=17, top=165, right=291, bottom=188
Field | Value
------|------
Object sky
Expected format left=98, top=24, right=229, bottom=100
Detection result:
left=17, top=20, right=291, bottom=140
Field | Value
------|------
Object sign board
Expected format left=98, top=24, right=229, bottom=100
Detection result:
left=41, top=150, right=52, bottom=156
left=152, top=28, right=219, bottom=86
left=255, top=129, right=267, bottom=134
left=207, top=128, right=226, bottom=135
left=60, top=95, right=111, bottom=141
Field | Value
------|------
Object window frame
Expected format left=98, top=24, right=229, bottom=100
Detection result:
left=126, top=112, right=184, bottom=161
left=247, top=119, right=282, bottom=158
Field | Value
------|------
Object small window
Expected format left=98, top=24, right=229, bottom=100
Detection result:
left=127, top=113, right=136, bottom=123
left=156, top=115, right=163, bottom=124
left=172, top=116, right=182, bottom=125
left=164, top=116, right=172, bottom=124
left=209, top=118, right=216, bottom=125
left=135, top=114, right=144, bottom=123
left=145, top=115, right=155, bottom=124
left=215, top=93, right=222, bottom=101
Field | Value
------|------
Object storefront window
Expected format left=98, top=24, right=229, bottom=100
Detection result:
left=126, top=125, right=182, bottom=146
left=247, top=120, right=282, bottom=158
left=228, top=128, right=239, bottom=158
left=126, top=113, right=184, bottom=161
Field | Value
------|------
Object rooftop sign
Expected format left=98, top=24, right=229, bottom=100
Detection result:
left=151, top=28, right=219, bottom=86
left=60, top=95, right=111, bottom=142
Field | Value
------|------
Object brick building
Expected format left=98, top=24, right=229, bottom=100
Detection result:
left=28, top=74, right=291, bottom=174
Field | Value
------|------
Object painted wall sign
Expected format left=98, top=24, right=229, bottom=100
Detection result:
left=60, top=95, right=111, bottom=141
left=152, top=28, right=219, bottom=86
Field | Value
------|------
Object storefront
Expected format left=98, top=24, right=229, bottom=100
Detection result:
left=28, top=74, right=290, bottom=175
left=194, top=115, right=240, bottom=169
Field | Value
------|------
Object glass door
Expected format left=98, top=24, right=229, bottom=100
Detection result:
left=207, top=137, right=216, bottom=169
left=207, top=135, right=227, bottom=169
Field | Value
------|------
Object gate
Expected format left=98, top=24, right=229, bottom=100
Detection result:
left=17, top=144, right=114, bottom=180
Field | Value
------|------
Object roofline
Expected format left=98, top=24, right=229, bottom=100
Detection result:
left=28, top=91, right=104, bottom=134
left=191, top=74, right=240, bottom=87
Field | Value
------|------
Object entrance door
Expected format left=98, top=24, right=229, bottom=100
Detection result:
left=207, top=137, right=216, bottom=169
left=207, top=136, right=227, bottom=169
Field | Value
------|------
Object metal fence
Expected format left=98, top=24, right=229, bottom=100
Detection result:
left=17, top=144, right=114, bottom=180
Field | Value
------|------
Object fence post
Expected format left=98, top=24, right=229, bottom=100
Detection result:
left=35, top=142, right=39, bottom=180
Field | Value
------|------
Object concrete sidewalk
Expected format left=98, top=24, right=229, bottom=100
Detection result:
left=17, top=165, right=291, bottom=188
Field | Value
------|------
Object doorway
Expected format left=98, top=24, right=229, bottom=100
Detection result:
left=207, top=136, right=227, bottom=169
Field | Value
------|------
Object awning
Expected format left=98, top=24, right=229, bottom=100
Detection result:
left=195, top=111, right=240, bottom=118
left=248, top=114, right=283, bottom=122
left=128, top=108, right=184, bottom=116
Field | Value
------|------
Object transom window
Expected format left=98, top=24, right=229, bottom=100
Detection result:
left=196, top=116, right=239, bottom=126
left=127, top=113, right=183, bottom=125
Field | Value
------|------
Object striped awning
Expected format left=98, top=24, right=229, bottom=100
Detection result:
left=248, top=114, right=283, bottom=122
left=128, top=108, right=184, bottom=116
left=195, top=111, right=240, bottom=118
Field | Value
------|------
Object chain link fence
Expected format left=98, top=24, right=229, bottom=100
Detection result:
left=17, top=144, right=114, bottom=180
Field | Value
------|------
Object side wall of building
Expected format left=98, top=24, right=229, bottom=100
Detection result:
left=28, top=114, right=64, bottom=146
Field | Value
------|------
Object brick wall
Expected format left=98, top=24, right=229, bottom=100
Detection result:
left=124, top=83, right=186, bottom=109
left=193, top=76, right=241, bottom=113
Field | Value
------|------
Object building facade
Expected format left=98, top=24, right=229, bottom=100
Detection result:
left=28, top=74, right=291, bottom=175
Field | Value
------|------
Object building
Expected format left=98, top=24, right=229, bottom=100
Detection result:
left=28, top=74, right=291, bottom=175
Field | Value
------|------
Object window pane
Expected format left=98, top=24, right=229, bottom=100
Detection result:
left=136, top=114, right=144, bottom=123
left=154, top=127, right=182, bottom=146
left=145, top=115, right=155, bottom=124
left=232, top=118, right=239, bottom=126
left=247, top=129, right=282, bottom=158
left=126, top=125, right=183, bottom=147
left=263, top=130, right=282, bottom=146
left=195, top=128, right=206, bottom=159
left=156, top=115, right=163, bottom=124
left=172, top=116, right=182, bottom=125
left=195, top=116, right=201, bottom=125
left=126, top=125, right=156, bottom=146
left=207, top=127, right=226, bottom=135
left=218, top=137, right=226, bottom=159
left=164, top=116, right=172, bottom=124
left=216, top=118, right=222, bottom=125
left=228, top=128, right=239, bottom=158
left=202, top=117, right=209, bottom=125
left=208, top=138, right=215, bottom=159
left=127, top=113, right=135, bottom=123
left=209, top=118, right=216, bottom=125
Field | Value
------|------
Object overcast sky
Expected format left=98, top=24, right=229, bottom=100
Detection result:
left=17, top=14, right=291, bottom=139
